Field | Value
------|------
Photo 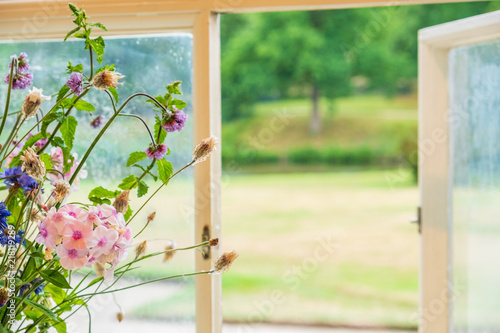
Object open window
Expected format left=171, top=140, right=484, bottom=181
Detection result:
left=419, top=10, right=500, bottom=333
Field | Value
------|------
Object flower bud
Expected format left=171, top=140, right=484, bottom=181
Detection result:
left=21, top=87, right=50, bottom=119
left=91, top=70, right=124, bottom=90
left=163, top=240, right=176, bottom=262
left=192, top=136, right=218, bottom=165
left=116, top=312, right=124, bottom=322
left=208, top=238, right=219, bottom=247
left=135, top=240, right=147, bottom=259
left=20, top=147, right=46, bottom=180
left=147, top=212, right=156, bottom=224
left=213, top=251, right=238, bottom=274
left=113, top=190, right=130, bottom=215
left=52, top=180, right=71, bottom=203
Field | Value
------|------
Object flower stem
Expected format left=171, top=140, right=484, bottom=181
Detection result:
left=126, top=161, right=194, bottom=225
left=117, top=114, right=155, bottom=145
left=0, top=114, right=23, bottom=160
left=0, top=59, right=15, bottom=138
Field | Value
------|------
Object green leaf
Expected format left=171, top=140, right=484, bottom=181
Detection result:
left=44, top=284, right=66, bottom=305
left=108, top=87, right=119, bottom=104
left=137, top=180, right=149, bottom=198
left=88, top=186, right=119, bottom=205
left=126, top=151, right=147, bottom=167
left=132, top=164, right=158, bottom=181
left=118, top=175, right=138, bottom=190
left=24, top=132, right=45, bottom=148
left=66, top=61, right=83, bottom=74
left=89, top=36, right=105, bottom=64
left=57, top=85, right=70, bottom=102
left=64, top=26, right=80, bottom=41
left=39, top=269, right=72, bottom=289
left=39, top=154, right=53, bottom=171
left=22, top=298, right=57, bottom=319
left=60, top=116, right=78, bottom=150
left=166, top=81, right=182, bottom=95
left=124, top=205, right=133, bottom=221
left=41, top=111, right=65, bottom=136
left=170, top=98, right=187, bottom=110
left=89, top=22, right=107, bottom=31
left=74, top=100, right=96, bottom=112
left=53, top=320, right=67, bottom=333
left=156, top=159, right=173, bottom=183
left=68, top=3, right=80, bottom=16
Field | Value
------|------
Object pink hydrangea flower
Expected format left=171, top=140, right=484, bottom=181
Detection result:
left=35, top=219, right=59, bottom=248
left=87, top=225, right=119, bottom=257
left=62, top=220, right=93, bottom=250
left=56, top=245, right=89, bottom=270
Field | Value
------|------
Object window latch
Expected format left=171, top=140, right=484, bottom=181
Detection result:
left=410, top=206, right=421, bottom=234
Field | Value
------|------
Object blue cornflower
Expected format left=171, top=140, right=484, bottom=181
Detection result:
left=0, top=202, right=11, bottom=231
left=18, top=277, right=44, bottom=298
left=0, top=229, right=24, bottom=247
left=0, top=166, right=23, bottom=188
left=0, top=167, right=39, bottom=195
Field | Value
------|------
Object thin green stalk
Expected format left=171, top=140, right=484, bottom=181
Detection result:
left=127, top=161, right=194, bottom=225
left=0, top=59, right=15, bottom=137
left=38, top=88, right=90, bottom=154
left=117, top=113, right=155, bottom=145
left=0, top=114, right=22, bottom=159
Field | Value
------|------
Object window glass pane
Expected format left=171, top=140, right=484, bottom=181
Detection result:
left=449, top=39, right=500, bottom=332
left=0, top=34, right=195, bottom=332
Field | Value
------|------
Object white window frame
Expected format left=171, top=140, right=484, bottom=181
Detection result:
left=0, top=1, right=486, bottom=332
left=419, top=10, right=500, bottom=333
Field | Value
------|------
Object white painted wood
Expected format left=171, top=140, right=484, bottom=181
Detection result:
left=193, top=10, right=223, bottom=333
left=418, top=10, right=500, bottom=333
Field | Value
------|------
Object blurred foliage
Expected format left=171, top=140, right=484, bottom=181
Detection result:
left=221, top=1, right=499, bottom=122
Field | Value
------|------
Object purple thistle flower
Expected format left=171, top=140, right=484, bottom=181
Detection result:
left=66, top=72, right=83, bottom=95
left=145, top=144, right=168, bottom=160
left=162, top=107, right=188, bottom=133
left=90, top=115, right=103, bottom=129
left=4, top=72, right=33, bottom=90
left=4, top=53, right=33, bottom=90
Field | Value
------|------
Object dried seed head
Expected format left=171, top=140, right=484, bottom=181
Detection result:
left=93, top=262, right=105, bottom=277
left=113, top=190, right=130, bottom=215
left=163, top=240, right=176, bottom=262
left=135, top=240, right=147, bottom=259
left=0, top=286, right=10, bottom=307
left=208, top=238, right=219, bottom=247
left=44, top=247, right=54, bottom=260
left=147, top=212, right=156, bottom=224
left=29, top=207, right=43, bottom=223
left=213, top=251, right=239, bottom=273
left=52, top=180, right=71, bottom=203
left=91, top=70, right=124, bottom=90
left=116, top=312, right=124, bottom=323
left=20, top=147, right=46, bottom=180
left=192, top=136, right=218, bottom=165
left=21, top=87, right=51, bottom=119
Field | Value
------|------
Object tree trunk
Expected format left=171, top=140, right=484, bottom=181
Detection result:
left=310, top=85, right=321, bottom=135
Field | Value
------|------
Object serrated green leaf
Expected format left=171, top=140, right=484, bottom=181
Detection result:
left=88, top=186, right=119, bottom=205
left=40, top=270, right=72, bottom=289
left=108, top=87, right=119, bottom=104
left=137, top=180, right=149, bottom=197
left=156, top=159, right=173, bottom=183
left=74, top=100, right=95, bottom=112
left=89, top=22, right=107, bottom=31
left=166, top=81, right=182, bottom=95
left=118, top=175, right=138, bottom=190
left=57, top=85, right=70, bottom=102
left=66, top=62, right=83, bottom=74
left=89, top=36, right=105, bottom=64
left=39, top=153, right=53, bottom=171
left=170, top=98, right=187, bottom=110
left=124, top=205, right=133, bottom=221
left=53, top=320, right=67, bottom=333
left=60, top=116, right=77, bottom=150
left=126, top=151, right=147, bottom=167
left=41, top=111, right=65, bottom=136
left=68, top=3, right=80, bottom=16
left=64, top=26, right=80, bottom=41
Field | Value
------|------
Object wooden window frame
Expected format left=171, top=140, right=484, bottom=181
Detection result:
left=0, top=1, right=488, bottom=332
left=419, top=10, right=500, bottom=333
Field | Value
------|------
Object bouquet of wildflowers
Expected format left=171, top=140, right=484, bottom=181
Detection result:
left=0, top=4, right=237, bottom=332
